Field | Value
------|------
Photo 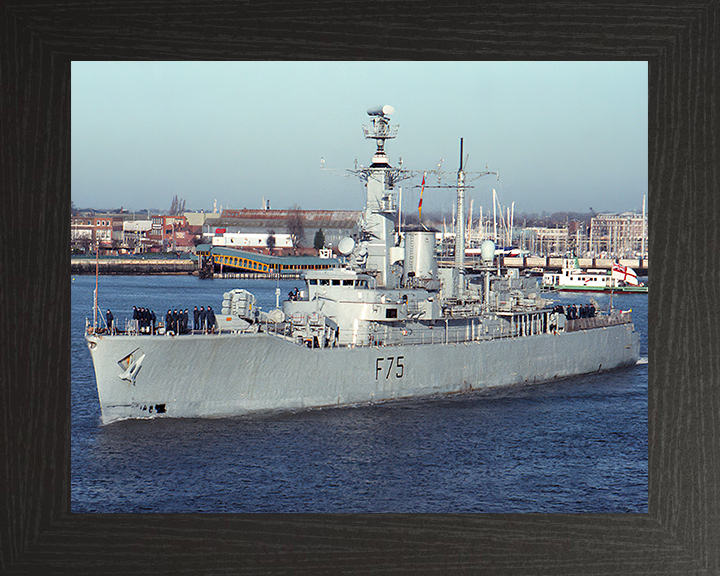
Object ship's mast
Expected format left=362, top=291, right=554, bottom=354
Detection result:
left=356, top=105, right=400, bottom=287
left=364, top=105, right=397, bottom=166
left=93, top=236, right=99, bottom=330
left=348, top=107, right=496, bottom=290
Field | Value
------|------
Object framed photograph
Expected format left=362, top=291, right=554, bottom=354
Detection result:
left=2, top=3, right=715, bottom=574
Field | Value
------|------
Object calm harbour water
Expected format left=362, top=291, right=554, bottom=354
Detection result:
left=72, top=274, right=648, bottom=513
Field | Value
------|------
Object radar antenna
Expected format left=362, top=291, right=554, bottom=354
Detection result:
left=363, top=105, right=398, bottom=167
left=320, top=106, right=407, bottom=186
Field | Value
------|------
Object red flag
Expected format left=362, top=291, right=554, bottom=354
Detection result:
left=418, top=172, right=426, bottom=219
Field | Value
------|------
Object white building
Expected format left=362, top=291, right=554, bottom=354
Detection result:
left=122, top=219, right=153, bottom=234
left=212, top=232, right=293, bottom=249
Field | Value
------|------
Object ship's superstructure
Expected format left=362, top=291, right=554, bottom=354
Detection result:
left=85, top=106, right=640, bottom=424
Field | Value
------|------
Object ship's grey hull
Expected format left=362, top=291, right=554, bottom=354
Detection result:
left=87, top=323, right=640, bottom=425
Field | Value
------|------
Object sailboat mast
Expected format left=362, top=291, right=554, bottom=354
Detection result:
left=455, top=138, right=466, bottom=297
left=493, top=189, right=498, bottom=244
left=641, top=194, right=646, bottom=256
left=506, top=207, right=510, bottom=246
left=510, top=201, right=515, bottom=247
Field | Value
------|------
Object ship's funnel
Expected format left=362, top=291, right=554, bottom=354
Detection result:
left=405, top=227, right=438, bottom=279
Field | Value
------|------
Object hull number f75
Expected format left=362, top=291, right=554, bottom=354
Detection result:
left=375, top=356, right=405, bottom=380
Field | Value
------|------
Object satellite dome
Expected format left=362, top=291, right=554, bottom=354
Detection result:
left=481, top=240, right=496, bottom=264
left=338, top=237, right=356, bottom=256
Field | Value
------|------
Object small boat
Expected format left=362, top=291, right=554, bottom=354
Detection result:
left=523, top=267, right=544, bottom=277
left=542, top=258, right=648, bottom=293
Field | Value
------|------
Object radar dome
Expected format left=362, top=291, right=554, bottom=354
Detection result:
left=337, top=237, right=356, bottom=256
left=481, top=240, right=496, bottom=264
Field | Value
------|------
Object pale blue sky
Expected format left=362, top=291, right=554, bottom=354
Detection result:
left=72, top=61, right=647, bottom=216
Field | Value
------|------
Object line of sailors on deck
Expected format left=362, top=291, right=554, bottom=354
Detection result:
left=552, top=303, right=596, bottom=319
left=165, top=306, right=217, bottom=334
left=132, top=306, right=156, bottom=333
left=104, top=305, right=218, bottom=335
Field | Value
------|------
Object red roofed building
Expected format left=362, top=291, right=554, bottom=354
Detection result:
left=147, top=214, right=195, bottom=253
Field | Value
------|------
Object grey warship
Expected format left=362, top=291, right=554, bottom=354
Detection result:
left=85, top=105, right=640, bottom=425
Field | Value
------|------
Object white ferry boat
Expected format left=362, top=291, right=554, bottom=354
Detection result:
left=542, top=258, right=648, bottom=293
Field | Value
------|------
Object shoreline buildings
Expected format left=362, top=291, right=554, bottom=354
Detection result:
left=71, top=205, right=647, bottom=261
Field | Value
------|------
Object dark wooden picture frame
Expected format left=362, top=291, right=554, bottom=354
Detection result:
left=2, top=2, right=717, bottom=573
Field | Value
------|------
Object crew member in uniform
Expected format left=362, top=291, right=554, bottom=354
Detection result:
left=106, top=309, right=114, bottom=334
left=207, top=306, right=216, bottom=333
left=199, top=306, right=206, bottom=332
left=193, top=306, right=200, bottom=331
